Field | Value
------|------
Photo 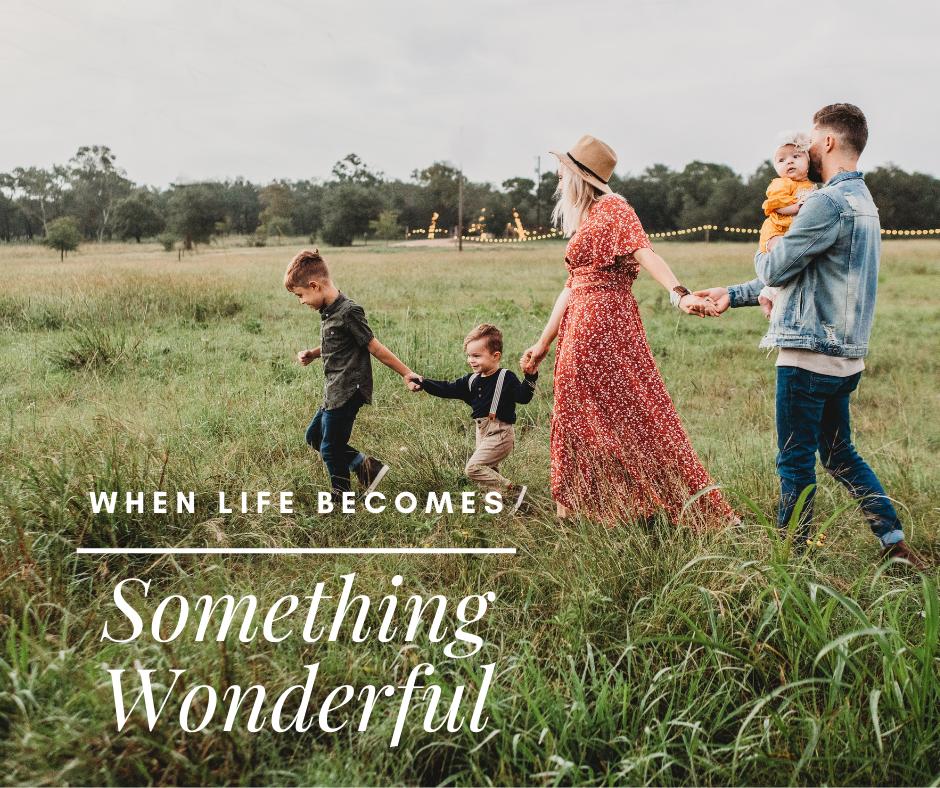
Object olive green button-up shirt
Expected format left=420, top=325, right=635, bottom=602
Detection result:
left=318, top=292, right=375, bottom=410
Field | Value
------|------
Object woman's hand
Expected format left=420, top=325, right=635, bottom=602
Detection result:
left=679, top=294, right=721, bottom=318
left=520, top=341, right=550, bottom=374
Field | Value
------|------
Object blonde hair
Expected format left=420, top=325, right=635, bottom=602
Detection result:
left=552, top=161, right=623, bottom=236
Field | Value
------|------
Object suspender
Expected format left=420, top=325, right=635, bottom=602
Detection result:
left=468, top=368, right=509, bottom=422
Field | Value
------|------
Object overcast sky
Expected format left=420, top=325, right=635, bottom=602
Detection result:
left=3, top=0, right=938, bottom=188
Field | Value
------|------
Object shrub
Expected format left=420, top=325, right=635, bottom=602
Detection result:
left=156, top=232, right=178, bottom=252
left=41, top=217, right=83, bottom=261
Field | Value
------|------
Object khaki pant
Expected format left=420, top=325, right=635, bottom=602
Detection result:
left=465, top=418, right=515, bottom=491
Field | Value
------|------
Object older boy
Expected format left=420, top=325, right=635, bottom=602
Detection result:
left=285, top=249, right=421, bottom=500
left=416, top=324, right=537, bottom=512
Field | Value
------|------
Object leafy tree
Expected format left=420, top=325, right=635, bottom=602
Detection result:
left=41, top=216, right=83, bottom=260
left=613, top=164, right=682, bottom=234
left=221, top=177, right=262, bottom=235
left=113, top=189, right=166, bottom=242
left=866, top=164, right=940, bottom=231
left=321, top=182, right=383, bottom=246
left=332, top=153, right=384, bottom=187
left=170, top=183, right=225, bottom=249
left=369, top=210, right=404, bottom=241
left=502, top=177, right=537, bottom=228
left=258, top=183, right=294, bottom=225
left=156, top=232, right=177, bottom=252
left=68, top=146, right=132, bottom=241
left=0, top=174, right=21, bottom=242
left=265, top=215, right=294, bottom=243
left=12, top=166, right=69, bottom=234
left=386, top=178, right=435, bottom=236
left=291, top=179, right=324, bottom=238
left=537, top=170, right=559, bottom=231
left=412, top=162, right=461, bottom=229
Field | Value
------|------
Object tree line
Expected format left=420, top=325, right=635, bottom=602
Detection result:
left=2, top=146, right=939, bottom=250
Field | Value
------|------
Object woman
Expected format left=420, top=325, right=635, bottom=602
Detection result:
left=520, top=135, right=736, bottom=528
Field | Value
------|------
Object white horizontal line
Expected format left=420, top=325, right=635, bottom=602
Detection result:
left=76, top=548, right=516, bottom=555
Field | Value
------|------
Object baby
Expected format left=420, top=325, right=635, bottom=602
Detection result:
left=758, top=131, right=817, bottom=311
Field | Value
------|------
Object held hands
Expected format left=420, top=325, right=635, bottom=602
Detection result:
left=680, top=294, right=721, bottom=318
left=403, top=372, right=423, bottom=392
left=520, top=341, right=549, bottom=375
left=692, top=287, right=730, bottom=315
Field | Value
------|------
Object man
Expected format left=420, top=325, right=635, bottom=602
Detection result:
left=697, top=103, right=926, bottom=570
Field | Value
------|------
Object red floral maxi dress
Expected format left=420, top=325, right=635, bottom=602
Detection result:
left=550, top=195, right=735, bottom=528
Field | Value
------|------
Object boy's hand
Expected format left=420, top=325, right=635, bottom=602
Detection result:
left=298, top=348, right=320, bottom=365
left=404, top=372, right=423, bottom=392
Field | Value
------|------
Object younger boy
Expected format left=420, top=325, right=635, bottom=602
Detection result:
left=285, top=249, right=421, bottom=499
left=416, top=324, right=537, bottom=512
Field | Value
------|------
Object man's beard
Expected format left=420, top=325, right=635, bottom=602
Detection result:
left=807, top=151, right=824, bottom=183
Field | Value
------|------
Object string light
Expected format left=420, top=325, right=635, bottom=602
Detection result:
left=461, top=228, right=562, bottom=243
left=411, top=223, right=940, bottom=242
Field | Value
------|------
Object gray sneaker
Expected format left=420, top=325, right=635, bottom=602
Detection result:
left=509, top=484, right=527, bottom=513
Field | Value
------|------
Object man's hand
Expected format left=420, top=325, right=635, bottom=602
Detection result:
left=692, top=287, right=730, bottom=314
left=679, top=294, right=721, bottom=318
left=759, top=294, right=773, bottom=319
left=403, top=372, right=423, bottom=392
left=298, top=348, right=321, bottom=365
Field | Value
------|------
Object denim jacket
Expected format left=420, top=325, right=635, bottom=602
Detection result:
left=728, top=171, right=880, bottom=357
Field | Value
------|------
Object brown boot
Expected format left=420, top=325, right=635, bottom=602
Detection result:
left=880, top=540, right=928, bottom=572
left=355, top=456, right=389, bottom=494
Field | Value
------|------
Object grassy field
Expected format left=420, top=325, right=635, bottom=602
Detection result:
left=0, top=238, right=938, bottom=786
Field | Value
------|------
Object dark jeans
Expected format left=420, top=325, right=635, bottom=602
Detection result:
left=305, top=392, right=366, bottom=493
left=776, top=366, right=904, bottom=547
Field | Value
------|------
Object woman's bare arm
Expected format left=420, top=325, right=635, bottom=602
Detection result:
left=520, top=287, right=571, bottom=374
left=633, top=248, right=719, bottom=317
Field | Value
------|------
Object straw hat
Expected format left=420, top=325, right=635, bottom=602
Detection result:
left=550, top=135, right=616, bottom=194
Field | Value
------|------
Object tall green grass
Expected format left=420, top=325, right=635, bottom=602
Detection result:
left=0, top=239, right=937, bottom=785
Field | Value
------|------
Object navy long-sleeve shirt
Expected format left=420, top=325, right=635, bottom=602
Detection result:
left=419, top=369, right=537, bottom=424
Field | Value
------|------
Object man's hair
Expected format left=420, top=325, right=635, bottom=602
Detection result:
left=464, top=323, right=503, bottom=354
left=284, top=249, right=330, bottom=290
left=813, top=103, right=868, bottom=156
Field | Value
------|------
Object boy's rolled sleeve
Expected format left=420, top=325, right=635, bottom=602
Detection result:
left=345, top=306, right=375, bottom=347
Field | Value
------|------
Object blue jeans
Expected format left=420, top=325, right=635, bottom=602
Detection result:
left=305, top=392, right=366, bottom=493
left=776, top=366, right=904, bottom=547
